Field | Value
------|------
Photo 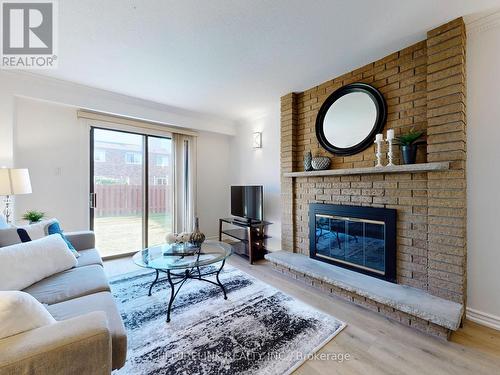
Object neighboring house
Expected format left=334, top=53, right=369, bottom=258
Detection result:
left=93, top=140, right=171, bottom=186
left=92, top=139, right=172, bottom=216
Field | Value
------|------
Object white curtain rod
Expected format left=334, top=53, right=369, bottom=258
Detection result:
left=77, top=110, right=198, bottom=137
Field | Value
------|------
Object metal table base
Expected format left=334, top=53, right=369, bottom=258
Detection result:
left=147, top=259, right=228, bottom=322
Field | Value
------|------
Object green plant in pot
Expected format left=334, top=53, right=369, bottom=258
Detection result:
left=395, top=129, right=424, bottom=165
left=22, top=210, right=45, bottom=224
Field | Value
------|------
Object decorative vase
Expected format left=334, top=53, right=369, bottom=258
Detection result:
left=189, top=217, right=206, bottom=247
left=400, top=144, right=418, bottom=165
left=304, top=151, right=313, bottom=171
left=311, top=156, right=331, bottom=170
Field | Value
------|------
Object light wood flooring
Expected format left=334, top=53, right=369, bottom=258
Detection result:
left=104, top=255, right=500, bottom=375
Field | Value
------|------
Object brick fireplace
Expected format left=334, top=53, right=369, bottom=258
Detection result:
left=274, top=18, right=467, bottom=337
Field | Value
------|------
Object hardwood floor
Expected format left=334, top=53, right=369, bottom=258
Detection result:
left=104, top=255, right=500, bottom=375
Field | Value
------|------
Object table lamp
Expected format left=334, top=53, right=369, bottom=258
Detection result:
left=0, top=168, right=32, bottom=224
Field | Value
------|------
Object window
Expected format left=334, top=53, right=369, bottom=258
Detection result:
left=94, top=149, right=106, bottom=162
left=125, top=152, right=142, bottom=165
left=153, top=176, right=168, bottom=185
left=156, top=155, right=169, bottom=167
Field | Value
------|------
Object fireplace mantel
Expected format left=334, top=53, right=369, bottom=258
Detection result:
left=283, top=162, right=449, bottom=178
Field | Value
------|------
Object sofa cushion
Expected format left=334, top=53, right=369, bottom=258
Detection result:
left=65, top=231, right=95, bottom=251
left=15, top=218, right=56, bottom=241
left=76, top=248, right=103, bottom=268
left=0, top=291, right=56, bottom=340
left=0, top=235, right=78, bottom=291
left=47, top=291, right=127, bottom=370
left=0, top=227, right=21, bottom=248
left=15, top=218, right=57, bottom=243
left=23, top=265, right=110, bottom=305
left=16, top=219, right=80, bottom=258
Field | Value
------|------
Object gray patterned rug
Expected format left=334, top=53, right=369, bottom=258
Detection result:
left=111, top=265, right=345, bottom=375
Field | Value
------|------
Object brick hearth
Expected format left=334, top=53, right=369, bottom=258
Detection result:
left=265, top=251, right=463, bottom=339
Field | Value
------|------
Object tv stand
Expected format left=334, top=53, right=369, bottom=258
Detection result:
left=232, top=217, right=252, bottom=225
left=219, top=217, right=272, bottom=264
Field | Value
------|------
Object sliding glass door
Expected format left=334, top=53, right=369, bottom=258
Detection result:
left=90, top=127, right=172, bottom=257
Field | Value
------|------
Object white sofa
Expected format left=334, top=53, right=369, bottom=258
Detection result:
left=0, top=231, right=126, bottom=375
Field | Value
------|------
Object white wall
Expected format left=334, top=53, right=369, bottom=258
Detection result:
left=466, top=12, right=500, bottom=329
left=229, top=105, right=282, bottom=250
left=14, top=98, right=89, bottom=230
left=0, top=95, right=14, bottom=167
left=12, top=97, right=231, bottom=238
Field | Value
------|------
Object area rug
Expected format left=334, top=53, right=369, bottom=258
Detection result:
left=110, top=265, right=346, bottom=375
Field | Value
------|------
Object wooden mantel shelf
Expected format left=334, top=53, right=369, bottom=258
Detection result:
left=283, top=162, right=450, bottom=178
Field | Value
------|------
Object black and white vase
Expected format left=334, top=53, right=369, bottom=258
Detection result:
left=304, top=151, right=313, bottom=171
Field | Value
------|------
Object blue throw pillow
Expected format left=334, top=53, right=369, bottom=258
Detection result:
left=47, top=221, right=80, bottom=258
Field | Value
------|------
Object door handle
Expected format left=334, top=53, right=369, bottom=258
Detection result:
left=89, top=193, right=97, bottom=208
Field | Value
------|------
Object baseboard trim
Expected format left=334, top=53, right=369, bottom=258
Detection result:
left=466, top=307, right=500, bottom=331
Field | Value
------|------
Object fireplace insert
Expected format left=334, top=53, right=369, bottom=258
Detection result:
left=309, top=203, right=396, bottom=282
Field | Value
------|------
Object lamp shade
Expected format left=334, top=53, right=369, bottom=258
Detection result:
left=0, top=168, right=32, bottom=196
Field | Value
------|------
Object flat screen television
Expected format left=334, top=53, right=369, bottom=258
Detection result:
left=231, top=185, right=263, bottom=223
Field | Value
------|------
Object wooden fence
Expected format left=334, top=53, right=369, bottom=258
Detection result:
left=95, top=185, right=170, bottom=216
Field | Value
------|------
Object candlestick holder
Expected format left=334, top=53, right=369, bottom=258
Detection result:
left=386, top=138, right=395, bottom=166
left=374, top=139, right=383, bottom=167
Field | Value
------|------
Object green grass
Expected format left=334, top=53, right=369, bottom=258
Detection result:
left=94, top=213, right=172, bottom=257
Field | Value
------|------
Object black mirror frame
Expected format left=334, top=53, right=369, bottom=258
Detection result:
left=315, top=82, right=387, bottom=156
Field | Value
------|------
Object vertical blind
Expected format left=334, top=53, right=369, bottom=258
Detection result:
left=173, top=134, right=197, bottom=233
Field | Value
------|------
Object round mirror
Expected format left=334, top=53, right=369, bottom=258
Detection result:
left=315, top=83, right=386, bottom=155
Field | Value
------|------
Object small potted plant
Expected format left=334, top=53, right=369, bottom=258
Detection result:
left=22, top=210, right=45, bottom=224
left=396, top=129, right=424, bottom=165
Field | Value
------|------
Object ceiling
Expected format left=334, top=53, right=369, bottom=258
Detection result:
left=36, top=0, right=499, bottom=122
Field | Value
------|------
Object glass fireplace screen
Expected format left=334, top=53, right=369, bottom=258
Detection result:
left=314, top=214, right=386, bottom=275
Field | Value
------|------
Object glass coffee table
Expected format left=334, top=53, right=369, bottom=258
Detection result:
left=132, top=240, right=232, bottom=322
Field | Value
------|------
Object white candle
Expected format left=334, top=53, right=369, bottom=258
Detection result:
left=387, top=129, right=395, bottom=140
left=375, top=133, right=383, bottom=142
